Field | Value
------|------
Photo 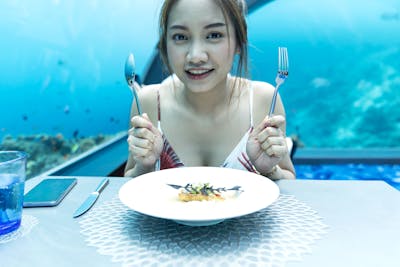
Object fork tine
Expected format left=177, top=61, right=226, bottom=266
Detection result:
left=278, top=47, right=282, bottom=71
left=285, top=48, right=289, bottom=71
left=278, top=47, right=287, bottom=72
left=269, top=47, right=289, bottom=116
left=282, top=47, right=289, bottom=72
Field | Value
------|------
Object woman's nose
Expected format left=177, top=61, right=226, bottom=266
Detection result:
left=186, top=41, right=207, bottom=64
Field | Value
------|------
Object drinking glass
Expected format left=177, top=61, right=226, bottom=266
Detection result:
left=0, top=151, right=27, bottom=235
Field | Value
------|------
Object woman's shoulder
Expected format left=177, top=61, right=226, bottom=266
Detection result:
left=250, top=80, right=275, bottom=97
left=132, top=83, right=160, bottom=122
left=134, top=76, right=178, bottom=120
left=138, top=84, right=159, bottom=98
left=230, top=76, right=274, bottom=101
left=138, top=75, right=179, bottom=101
left=249, top=79, right=284, bottom=120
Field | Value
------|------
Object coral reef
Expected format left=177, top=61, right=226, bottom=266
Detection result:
left=0, top=133, right=115, bottom=179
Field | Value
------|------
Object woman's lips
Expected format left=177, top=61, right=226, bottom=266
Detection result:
left=185, top=69, right=213, bottom=80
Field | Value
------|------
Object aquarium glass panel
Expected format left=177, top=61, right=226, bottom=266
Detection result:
left=247, top=0, right=400, bottom=148
left=1, top=0, right=399, bottom=179
left=0, top=1, right=161, bottom=178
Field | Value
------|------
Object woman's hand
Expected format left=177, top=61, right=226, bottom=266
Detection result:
left=127, top=113, right=163, bottom=170
left=246, top=115, right=288, bottom=175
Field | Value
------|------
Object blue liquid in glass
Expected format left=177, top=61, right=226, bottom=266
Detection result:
left=0, top=175, right=25, bottom=235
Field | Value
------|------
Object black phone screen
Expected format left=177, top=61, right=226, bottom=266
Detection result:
left=23, top=178, right=77, bottom=207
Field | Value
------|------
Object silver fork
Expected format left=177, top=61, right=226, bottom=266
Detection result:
left=268, top=47, right=289, bottom=117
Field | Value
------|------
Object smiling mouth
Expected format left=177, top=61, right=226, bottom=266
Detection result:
left=185, top=69, right=214, bottom=80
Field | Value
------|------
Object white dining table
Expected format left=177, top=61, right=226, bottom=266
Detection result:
left=1, top=175, right=399, bottom=267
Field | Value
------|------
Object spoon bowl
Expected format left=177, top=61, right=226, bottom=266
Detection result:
left=124, top=53, right=142, bottom=115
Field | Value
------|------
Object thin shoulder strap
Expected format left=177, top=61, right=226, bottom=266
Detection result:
left=157, top=90, right=163, bottom=133
left=249, top=83, right=254, bottom=128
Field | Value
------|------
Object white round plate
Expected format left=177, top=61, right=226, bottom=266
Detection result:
left=119, top=167, right=279, bottom=226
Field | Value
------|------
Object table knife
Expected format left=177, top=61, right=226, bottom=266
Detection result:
left=73, top=178, right=109, bottom=218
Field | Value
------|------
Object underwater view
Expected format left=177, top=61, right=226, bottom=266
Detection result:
left=1, top=0, right=399, bottom=178
left=1, top=0, right=161, bottom=177
left=247, top=0, right=400, bottom=148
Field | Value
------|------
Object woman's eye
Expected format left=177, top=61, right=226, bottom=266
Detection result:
left=207, top=32, right=223, bottom=39
left=172, top=34, right=187, bottom=41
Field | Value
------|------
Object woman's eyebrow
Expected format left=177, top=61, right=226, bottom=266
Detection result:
left=169, top=25, right=187, bottom=31
left=169, top=22, right=226, bottom=31
left=204, top=22, right=226, bottom=29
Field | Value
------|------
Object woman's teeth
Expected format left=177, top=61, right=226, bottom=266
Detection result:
left=187, top=69, right=210, bottom=75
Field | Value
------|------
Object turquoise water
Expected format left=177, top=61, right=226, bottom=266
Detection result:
left=296, top=164, right=400, bottom=190
left=248, top=0, right=400, bottom=148
left=0, top=1, right=161, bottom=140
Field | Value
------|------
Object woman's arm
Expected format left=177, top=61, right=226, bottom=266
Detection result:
left=124, top=85, right=162, bottom=177
left=247, top=81, right=296, bottom=180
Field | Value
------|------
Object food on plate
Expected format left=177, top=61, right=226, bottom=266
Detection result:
left=167, top=183, right=243, bottom=202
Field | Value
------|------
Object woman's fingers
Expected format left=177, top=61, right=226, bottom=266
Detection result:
left=129, top=113, right=160, bottom=142
left=254, top=116, right=287, bottom=158
left=130, top=113, right=153, bottom=130
left=131, top=113, right=162, bottom=138
left=130, top=146, right=148, bottom=157
left=261, top=136, right=287, bottom=155
left=257, top=126, right=283, bottom=143
left=129, top=127, right=155, bottom=141
left=267, top=115, right=285, bottom=127
left=264, top=143, right=288, bottom=157
left=129, top=134, right=154, bottom=148
left=127, top=112, right=163, bottom=167
left=252, top=115, right=285, bottom=136
left=260, top=136, right=283, bottom=150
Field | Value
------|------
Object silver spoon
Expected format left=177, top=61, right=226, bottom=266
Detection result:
left=124, top=53, right=142, bottom=115
left=125, top=53, right=160, bottom=171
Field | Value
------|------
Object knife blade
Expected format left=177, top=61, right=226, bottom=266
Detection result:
left=73, top=178, right=109, bottom=218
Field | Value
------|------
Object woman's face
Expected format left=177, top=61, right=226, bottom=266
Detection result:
left=166, top=0, right=238, bottom=93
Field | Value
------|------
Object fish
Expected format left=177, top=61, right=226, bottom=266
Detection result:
left=64, top=105, right=70, bottom=114
left=73, top=130, right=79, bottom=138
left=57, top=59, right=65, bottom=66
left=381, top=11, right=399, bottom=21
left=71, top=144, right=80, bottom=153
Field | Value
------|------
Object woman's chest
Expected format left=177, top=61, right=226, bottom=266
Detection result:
left=161, top=114, right=250, bottom=166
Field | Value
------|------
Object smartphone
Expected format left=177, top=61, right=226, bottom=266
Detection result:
left=23, top=178, right=77, bottom=207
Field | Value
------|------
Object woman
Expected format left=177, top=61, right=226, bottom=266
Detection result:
left=125, top=0, right=295, bottom=180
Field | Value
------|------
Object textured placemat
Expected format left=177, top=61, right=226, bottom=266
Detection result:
left=79, top=194, right=328, bottom=267
left=0, top=215, right=39, bottom=244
